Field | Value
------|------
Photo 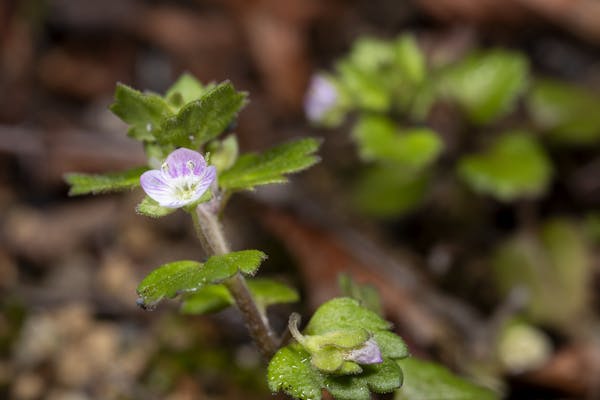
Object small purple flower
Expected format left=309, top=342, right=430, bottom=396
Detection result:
left=140, top=148, right=216, bottom=208
left=304, top=74, right=338, bottom=122
left=345, top=338, right=383, bottom=365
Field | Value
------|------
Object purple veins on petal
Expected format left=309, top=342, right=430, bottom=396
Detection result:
left=304, top=74, right=338, bottom=122
left=140, top=148, right=216, bottom=208
left=346, top=338, right=383, bottom=365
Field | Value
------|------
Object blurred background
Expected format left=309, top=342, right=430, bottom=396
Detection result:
left=1, top=0, right=599, bottom=399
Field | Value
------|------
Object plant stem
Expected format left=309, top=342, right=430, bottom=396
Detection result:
left=193, top=204, right=278, bottom=358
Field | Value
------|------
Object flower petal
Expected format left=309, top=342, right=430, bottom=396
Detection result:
left=140, top=170, right=178, bottom=207
left=194, top=165, right=216, bottom=199
left=163, top=148, right=207, bottom=179
left=304, top=75, right=338, bottom=122
left=345, top=338, right=383, bottom=365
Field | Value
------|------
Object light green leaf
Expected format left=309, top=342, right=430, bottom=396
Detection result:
left=395, top=358, right=498, bottom=400
left=311, top=347, right=345, bottom=372
left=110, top=83, right=173, bottom=141
left=268, top=344, right=323, bottom=400
left=158, top=81, right=247, bottom=148
left=394, top=35, right=425, bottom=85
left=305, top=297, right=391, bottom=335
left=352, top=115, right=442, bottom=168
left=219, top=138, right=321, bottom=191
left=528, top=79, right=600, bottom=145
left=353, top=165, right=429, bottom=218
left=492, top=219, right=591, bottom=328
left=305, top=329, right=371, bottom=351
left=457, top=132, right=552, bottom=201
left=204, top=250, right=267, bottom=276
left=337, top=61, right=391, bottom=112
left=181, top=278, right=298, bottom=315
left=136, top=196, right=177, bottom=218
left=65, top=166, right=148, bottom=196
left=136, top=260, right=205, bottom=309
left=349, top=37, right=395, bottom=72
left=165, top=73, right=207, bottom=107
left=374, top=331, right=409, bottom=360
left=441, top=50, right=528, bottom=124
left=207, top=135, right=239, bottom=173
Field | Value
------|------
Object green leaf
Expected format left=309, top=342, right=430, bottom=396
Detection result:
left=528, top=79, right=600, bottom=145
left=305, top=329, right=371, bottom=351
left=492, top=219, right=591, bottom=328
left=457, top=132, right=552, bottom=201
left=65, top=166, right=148, bottom=196
left=158, top=81, right=247, bottom=148
left=181, top=278, right=298, bottom=315
left=374, top=331, right=409, bottom=360
left=180, top=284, right=232, bottom=314
left=165, top=73, right=207, bottom=107
left=268, top=344, right=323, bottom=400
left=204, top=250, right=267, bottom=277
left=219, top=138, right=321, bottom=191
left=311, top=347, right=346, bottom=372
left=441, top=50, right=528, bottom=124
left=110, top=83, right=173, bottom=141
left=352, top=115, right=442, bottom=168
left=395, top=358, right=498, bottom=400
left=352, top=165, right=429, bottom=218
left=338, top=274, right=383, bottom=316
left=207, top=135, right=239, bottom=173
left=337, top=61, right=391, bottom=112
left=326, top=359, right=403, bottom=399
left=136, top=260, right=205, bottom=308
left=136, top=196, right=177, bottom=218
left=305, top=297, right=391, bottom=335
left=394, top=35, right=425, bottom=85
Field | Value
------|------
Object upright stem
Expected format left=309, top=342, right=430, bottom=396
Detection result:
left=193, top=204, right=278, bottom=358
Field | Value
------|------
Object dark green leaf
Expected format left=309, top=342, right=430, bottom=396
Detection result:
left=158, top=81, right=247, bottom=147
left=110, top=83, right=173, bottom=141
left=441, top=50, right=528, bottom=124
left=219, top=138, right=321, bottom=191
left=268, top=344, right=323, bottom=400
left=325, top=359, right=403, bottom=399
left=136, top=260, right=205, bottom=308
left=136, top=196, right=177, bottom=218
left=65, top=166, right=148, bottom=196
left=204, top=250, right=267, bottom=277
left=395, top=358, right=498, bottom=400
left=457, top=132, right=552, bottom=201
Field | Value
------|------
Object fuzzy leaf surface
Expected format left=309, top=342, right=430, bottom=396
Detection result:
left=158, top=82, right=247, bottom=147
left=305, top=298, right=391, bottom=335
left=204, top=250, right=267, bottom=276
left=268, top=344, right=324, bottom=400
left=65, top=166, right=148, bottom=196
left=136, top=196, right=177, bottom=218
left=110, top=84, right=173, bottom=141
left=219, top=138, right=321, bottom=191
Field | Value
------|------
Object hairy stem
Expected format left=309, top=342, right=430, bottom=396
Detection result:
left=193, top=204, right=278, bottom=358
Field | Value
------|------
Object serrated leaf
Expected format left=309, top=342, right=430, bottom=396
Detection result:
left=352, top=165, right=429, bottom=218
left=458, top=132, right=552, bottom=201
left=268, top=344, right=323, bottom=400
left=325, top=376, right=371, bottom=400
left=441, top=50, right=528, bottom=124
left=165, top=73, right=206, bottom=107
left=305, top=297, right=391, bottom=335
left=374, top=331, right=409, bottom=360
left=219, top=138, right=321, bottom=191
left=528, top=79, right=600, bottom=145
left=136, top=260, right=205, bottom=308
left=395, top=358, right=498, bottom=400
left=205, top=250, right=267, bottom=276
left=136, top=196, right=177, bottom=218
left=325, top=359, right=403, bottom=399
left=65, top=166, right=148, bottom=196
left=352, top=115, right=442, bottom=168
left=158, top=81, right=247, bottom=147
left=110, top=83, right=173, bottom=141
left=181, top=278, right=298, bottom=315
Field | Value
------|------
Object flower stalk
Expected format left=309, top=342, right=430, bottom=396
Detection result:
left=193, top=203, right=278, bottom=358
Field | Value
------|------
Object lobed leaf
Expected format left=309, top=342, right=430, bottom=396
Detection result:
left=158, top=81, right=247, bottom=148
left=136, top=196, right=177, bottom=218
left=373, top=331, right=409, bottom=360
left=110, top=83, right=173, bottom=141
left=219, top=138, right=321, bottom=191
left=395, top=358, right=498, bottom=400
left=268, top=344, right=324, bottom=400
left=65, top=166, right=148, bottom=196
left=457, top=132, right=552, bottom=201
left=204, top=250, right=267, bottom=276
left=165, top=73, right=207, bottom=107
